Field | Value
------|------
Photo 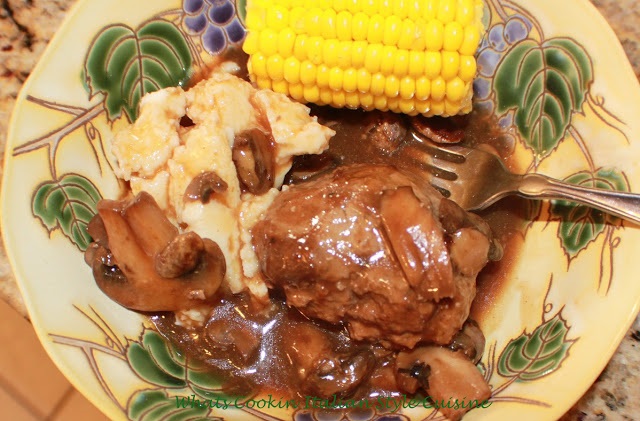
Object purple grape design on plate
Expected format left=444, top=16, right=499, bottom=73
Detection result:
left=182, top=0, right=246, bottom=54
left=473, top=13, right=533, bottom=114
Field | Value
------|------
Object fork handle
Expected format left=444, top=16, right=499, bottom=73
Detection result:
left=518, top=173, right=640, bottom=224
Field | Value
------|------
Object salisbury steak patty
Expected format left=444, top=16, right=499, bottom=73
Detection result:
left=252, top=164, right=494, bottom=349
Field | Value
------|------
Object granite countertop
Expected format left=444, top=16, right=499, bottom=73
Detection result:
left=1, top=0, right=639, bottom=419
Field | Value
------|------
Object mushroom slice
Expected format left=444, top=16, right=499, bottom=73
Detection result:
left=410, top=115, right=466, bottom=144
left=395, top=346, right=491, bottom=421
left=448, top=320, right=486, bottom=364
left=232, top=128, right=275, bottom=195
left=282, top=323, right=374, bottom=398
left=183, top=171, right=228, bottom=204
left=121, top=191, right=178, bottom=256
left=89, top=193, right=225, bottom=311
left=380, top=186, right=454, bottom=300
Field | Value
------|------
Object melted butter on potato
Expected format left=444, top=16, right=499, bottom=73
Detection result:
left=111, top=72, right=335, bottom=300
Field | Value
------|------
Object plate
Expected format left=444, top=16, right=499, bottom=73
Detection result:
left=3, top=0, right=640, bottom=419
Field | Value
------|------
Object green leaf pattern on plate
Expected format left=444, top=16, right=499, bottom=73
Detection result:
left=128, top=330, right=188, bottom=388
left=32, top=174, right=101, bottom=251
left=550, top=168, right=629, bottom=258
left=494, top=38, right=593, bottom=158
left=85, top=19, right=193, bottom=122
left=497, top=313, right=574, bottom=381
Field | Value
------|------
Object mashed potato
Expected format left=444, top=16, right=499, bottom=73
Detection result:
left=111, top=72, right=335, bottom=300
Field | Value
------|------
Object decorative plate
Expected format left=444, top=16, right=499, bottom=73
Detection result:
left=3, top=0, right=640, bottom=420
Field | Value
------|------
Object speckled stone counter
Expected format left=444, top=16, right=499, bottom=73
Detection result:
left=1, top=0, right=639, bottom=419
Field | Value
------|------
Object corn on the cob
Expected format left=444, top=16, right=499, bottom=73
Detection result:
left=242, top=0, right=484, bottom=117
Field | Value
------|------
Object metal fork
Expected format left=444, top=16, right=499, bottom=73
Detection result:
left=407, top=130, right=640, bottom=224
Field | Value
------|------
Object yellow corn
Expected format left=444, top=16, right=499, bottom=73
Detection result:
left=243, top=0, right=484, bottom=117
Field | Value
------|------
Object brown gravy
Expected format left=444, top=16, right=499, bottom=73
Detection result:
left=150, top=106, right=526, bottom=403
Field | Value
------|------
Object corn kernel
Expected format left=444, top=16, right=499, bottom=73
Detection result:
left=415, top=76, right=431, bottom=99
left=357, top=68, right=372, bottom=92
left=256, top=76, right=272, bottom=90
left=397, top=18, right=416, bottom=50
left=343, top=68, right=358, bottom=92
left=336, top=11, right=353, bottom=40
left=329, top=67, right=344, bottom=90
left=319, top=86, right=333, bottom=103
left=271, top=79, right=288, bottom=94
left=392, top=0, right=408, bottom=19
left=443, top=21, right=463, bottom=51
left=363, top=0, right=380, bottom=16
left=246, top=11, right=266, bottom=31
left=346, top=91, right=360, bottom=108
left=406, top=0, right=421, bottom=19
left=300, top=60, right=317, bottom=84
left=437, top=0, right=456, bottom=23
left=445, top=76, right=465, bottom=101
left=284, top=56, right=300, bottom=84
left=378, top=0, right=393, bottom=16
left=346, top=0, right=361, bottom=14
left=290, top=7, right=306, bottom=33
left=259, top=29, right=279, bottom=56
left=399, top=97, right=415, bottom=113
left=243, top=32, right=259, bottom=55
left=323, top=39, right=340, bottom=67
left=456, top=0, right=475, bottom=26
left=380, top=45, right=396, bottom=74
left=422, top=0, right=438, bottom=20
left=371, top=73, right=386, bottom=95
left=305, top=8, right=323, bottom=36
left=387, top=96, right=400, bottom=111
left=334, top=0, right=348, bottom=12
left=251, top=53, right=268, bottom=77
left=408, top=51, right=425, bottom=76
left=424, top=19, right=444, bottom=51
left=266, top=6, right=289, bottom=31
left=364, top=44, right=382, bottom=73
left=368, top=14, right=385, bottom=44
left=307, top=36, right=324, bottom=64
left=459, top=55, right=476, bottom=81
left=374, top=95, right=388, bottom=110
left=352, top=12, right=370, bottom=40
left=393, top=49, right=409, bottom=75
left=399, top=76, right=415, bottom=99
left=304, top=84, right=321, bottom=102
left=289, top=83, right=304, bottom=100
left=278, top=28, right=296, bottom=56
left=441, top=50, right=459, bottom=80
left=332, top=90, right=347, bottom=107
left=383, top=15, right=402, bottom=46
left=351, top=40, right=368, bottom=67
left=430, top=99, right=445, bottom=115
left=266, top=55, right=285, bottom=80
left=385, top=75, right=400, bottom=97
left=411, top=19, right=427, bottom=50
left=293, top=35, right=307, bottom=61
left=424, top=51, right=441, bottom=78
left=316, top=64, right=331, bottom=87
left=444, top=97, right=461, bottom=115
left=431, top=76, right=446, bottom=100
left=336, top=41, right=351, bottom=67
left=359, top=91, right=375, bottom=108
left=415, top=98, right=430, bottom=113
left=460, top=23, right=481, bottom=55
left=322, top=9, right=338, bottom=39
